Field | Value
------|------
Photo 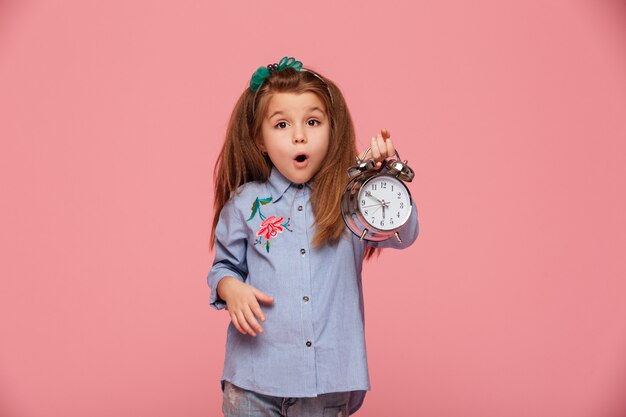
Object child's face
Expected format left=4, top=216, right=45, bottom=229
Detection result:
left=260, top=92, right=330, bottom=184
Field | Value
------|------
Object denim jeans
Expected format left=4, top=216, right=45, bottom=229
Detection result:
left=222, top=380, right=351, bottom=417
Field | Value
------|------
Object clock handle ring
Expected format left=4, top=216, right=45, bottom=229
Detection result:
left=356, top=147, right=402, bottom=163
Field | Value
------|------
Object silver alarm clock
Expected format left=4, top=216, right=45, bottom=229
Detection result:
left=341, top=149, right=415, bottom=242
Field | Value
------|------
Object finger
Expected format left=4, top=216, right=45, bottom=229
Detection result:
left=243, top=305, right=264, bottom=334
left=370, top=137, right=381, bottom=159
left=230, top=312, right=246, bottom=335
left=236, top=310, right=256, bottom=336
left=376, top=133, right=387, bottom=158
left=385, top=137, right=395, bottom=158
left=381, top=128, right=391, bottom=140
left=250, top=301, right=266, bottom=322
left=252, top=287, right=274, bottom=304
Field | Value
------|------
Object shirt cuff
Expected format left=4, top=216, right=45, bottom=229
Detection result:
left=207, top=268, right=245, bottom=310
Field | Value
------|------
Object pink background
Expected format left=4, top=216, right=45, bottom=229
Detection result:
left=1, top=1, right=626, bottom=416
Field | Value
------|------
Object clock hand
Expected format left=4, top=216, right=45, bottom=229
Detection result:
left=366, top=193, right=384, bottom=204
left=361, top=203, right=383, bottom=209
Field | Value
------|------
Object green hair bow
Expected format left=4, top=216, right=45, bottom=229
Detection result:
left=250, top=56, right=303, bottom=92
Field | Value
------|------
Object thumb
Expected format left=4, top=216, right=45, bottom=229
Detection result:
left=252, top=287, right=274, bottom=304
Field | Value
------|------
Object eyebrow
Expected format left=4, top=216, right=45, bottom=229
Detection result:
left=267, top=106, right=326, bottom=120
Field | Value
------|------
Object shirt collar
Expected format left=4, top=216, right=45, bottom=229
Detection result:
left=267, top=167, right=312, bottom=203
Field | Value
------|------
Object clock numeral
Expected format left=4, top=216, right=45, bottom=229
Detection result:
left=371, top=184, right=377, bottom=191
left=391, top=185, right=394, bottom=191
left=361, top=199, right=366, bottom=205
left=381, top=182, right=387, bottom=189
left=397, top=192, right=402, bottom=199
left=400, top=202, right=404, bottom=209
left=364, top=210, right=368, bottom=215
left=371, top=217, right=375, bottom=223
left=390, top=218, right=394, bottom=225
left=365, top=191, right=371, bottom=197
left=380, top=220, right=384, bottom=226
left=397, top=212, right=400, bottom=218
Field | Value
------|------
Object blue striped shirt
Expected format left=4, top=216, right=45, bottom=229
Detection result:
left=207, top=167, right=419, bottom=415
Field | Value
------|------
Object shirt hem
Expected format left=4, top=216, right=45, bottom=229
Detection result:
left=220, top=377, right=370, bottom=398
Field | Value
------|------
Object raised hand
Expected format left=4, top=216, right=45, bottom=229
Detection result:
left=217, top=276, right=274, bottom=337
left=361, top=128, right=396, bottom=168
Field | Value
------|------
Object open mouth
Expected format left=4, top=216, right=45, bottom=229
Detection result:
left=295, top=154, right=308, bottom=163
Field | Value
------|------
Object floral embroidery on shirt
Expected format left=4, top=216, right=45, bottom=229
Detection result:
left=246, top=196, right=292, bottom=252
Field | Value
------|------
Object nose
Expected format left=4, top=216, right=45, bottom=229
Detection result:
left=292, top=125, right=307, bottom=144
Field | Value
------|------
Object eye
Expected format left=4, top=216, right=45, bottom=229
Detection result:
left=275, top=121, right=288, bottom=129
left=307, top=119, right=320, bottom=126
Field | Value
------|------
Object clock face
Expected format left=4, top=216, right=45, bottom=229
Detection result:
left=357, top=175, right=411, bottom=231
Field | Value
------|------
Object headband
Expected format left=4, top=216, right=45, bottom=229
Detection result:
left=250, top=56, right=334, bottom=116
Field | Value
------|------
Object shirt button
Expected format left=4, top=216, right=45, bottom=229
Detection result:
left=297, top=184, right=304, bottom=189
left=297, top=205, right=303, bottom=211
left=300, top=248, right=306, bottom=255
left=306, top=341, right=312, bottom=347
left=303, top=296, right=309, bottom=302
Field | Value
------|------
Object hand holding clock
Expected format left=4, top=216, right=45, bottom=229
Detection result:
left=358, top=128, right=398, bottom=225
left=343, top=127, right=413, bottom=239
left=361, top=128, right=396, bottom=169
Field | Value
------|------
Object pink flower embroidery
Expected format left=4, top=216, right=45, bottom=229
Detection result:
left=256, top=215, right=285, bottom=240
left=247, top=196, right=292, bottom=253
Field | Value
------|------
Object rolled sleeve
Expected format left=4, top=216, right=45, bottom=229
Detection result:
left=207, top=197, right=249, bottom=310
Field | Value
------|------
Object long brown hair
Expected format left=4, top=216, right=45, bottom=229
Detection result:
left=210, top=67, right=377, bottom=259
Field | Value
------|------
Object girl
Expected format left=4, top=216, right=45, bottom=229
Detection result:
left=207, top=56, right=419, bottom=416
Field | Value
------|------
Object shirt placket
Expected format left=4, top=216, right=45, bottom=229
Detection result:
left=294, top=184, right=317, bottom=393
